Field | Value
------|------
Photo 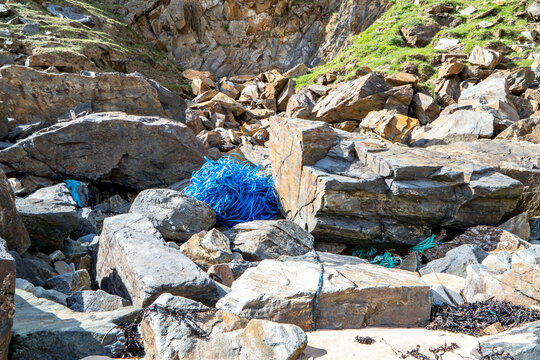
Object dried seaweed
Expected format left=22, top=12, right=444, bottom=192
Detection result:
left=428, top=299, right=540, bottom=337
left=117, top=321, right=145, bottom=358
left=354, top=336, right=375, bottom=345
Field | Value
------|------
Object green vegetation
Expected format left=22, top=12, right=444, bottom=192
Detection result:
left=296, top=0, right=537, bottom=91
left=0, top=0, right=187, bottom=94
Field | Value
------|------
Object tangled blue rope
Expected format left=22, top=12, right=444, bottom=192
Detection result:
left=184, top=156, right=280, bottom=228
left=411, top=234, right=440, bottom=254
left=64, top=179, right=83, bottom=207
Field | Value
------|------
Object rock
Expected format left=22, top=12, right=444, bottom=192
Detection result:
left=0, top=169, right=30, bottom=254
left=360, top=109, right=419, bottom=144
left=0, top=113, right=206, bottom=190
left=46, top=5, right=95, bottom=27
left=0, top=66, right=187, bottom=126
left=434, top=38, right=460, bottom=50
left=68, top=290, right=130, bottom=312
left=429, top=140, right=539, bottom=217
left=399, top=252, right=422, bottom=272
left=227, top=259, right=259, bottom=280
left=439, top=61, right=464, bottom=78
left=463, top=262, right=539, bottom=307
left=270, top=117, right=523, bottom=246
left=0, top=241, right=15, bottom=360
left=424, top=226, right=523, bottom=262
left=314, top=242, right=347, bottom=254
left=21, top=23, right=40, bottom=35
left=482, top=254, right=511, bottom=272
left=400, top=23, right=441, bottom=47
left=312, top=74, right=391, bottom=123
left=411, top=92, right=439, bottom=124
left=224, top=220, right=314, bottom=261
left=140, top=293, right=307, bottom=360
left=531, top=217, right=540, bottom=241
left=10, top=289, right=140, bottom=359
left=207, top=263, right=235, bottom=287
left=130, top=189, right=215, bottom=241
left=284, top=63, right=309, bottom=78
left=96, top=213, right=219, bottom=307
left=285, top=88, right=318, bottom=119
left=419, top=245, right=489, bottom=277
left=384, top=72, right=418, bottom=87
left=9, top=251, right=57, bottom=288
left=31, top=287, right=68, bottom=306
left=500, top=213, right=530, bottom=240
left=435, top=77, right=461, bottom=106
left=46, top=269, right=91, bottom=296
left=421, top=273, right=465, bottom=306
left=459, top=77, right=512, bottom=108
left=25, top=52, right=95, bottom=74
left=477, top=321, right=540, bottom=360
left=501, top=68, right=535, bottom=94
left=15, top=188, right=85, bottom=251
left=179, top=229, right=242, bottom=271
left=217, top=252, right=430, bottom=330
left=412, top=110, right=494, bottom=146
left=468, top=46, right=502, bottom=70
left=496, top=117, right=540, bottom=143
left=527, top=1, right=540, bottom=21
left=459, top=5, right=476, bottom=15
left=277, top=79, right=296, bottom=112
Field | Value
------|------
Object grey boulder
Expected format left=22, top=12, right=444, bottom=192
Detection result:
left=0, top=169, right=30, bottom=254
left=129, top=189, right=215, bottom=241
left=68, top=290, right=130, bottom=312
left=419, top=245, right=489, bottom=278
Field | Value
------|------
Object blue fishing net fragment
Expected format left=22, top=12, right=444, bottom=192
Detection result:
left=184, top=156, right=280, bottom=228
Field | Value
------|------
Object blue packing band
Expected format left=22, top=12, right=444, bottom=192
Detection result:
left=64, top=179, right=83, bottom=207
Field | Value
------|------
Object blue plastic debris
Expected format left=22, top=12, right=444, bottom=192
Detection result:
left=184, top=156, right=280, bottom=228
left=64, top=179, right=84, bottom=207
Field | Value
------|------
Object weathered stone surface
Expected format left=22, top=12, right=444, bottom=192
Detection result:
left=430, top=140, right=540, bottom=217
left=180, top=229, right=242, bottom=271
left=464, top=260, right=540, bottom=308
left=424, top=226, right=524, bottom=262
left=500, top=213, right=531, bottom=240
left=286, top=88, right=318, bottom=119
left=439, top=61, right=464, bottom=78
left=68, top=290, right=130, bottom=312
left=16, top=279, right=68, bottom=306
left=0, top=169, right=30, bottom=253
left=0, top=113, right=206, bottom=190
left=130, top=189, right=215, bottom=241
left=496, top=117, right=540, bottom=143
left=384, top=72, right=418, bottom=87
left=419, top=245, right=489, bottom=278
left=413, top=110, right=494, bottom=146
left=96, top=213, right=219, bottom=307
left=10, top=289, right=140, bottom=360
left=531, top=217, right=540, bottom=241
left=360, top=109, right=419, bottom=144
left=9, top=251, right=56, bottom=288
left=207, top=263, right=235, bottom=287
left=270, top=117, right=523, bottom=246
left=217, top=252, right=430, bottom=330
left=312, top=74, right=391, bottom=123
left=468, top=46, right=502, bottom=70
left=0, top=241, right=15, bottom=360
left=46, top=270, right=91, bottom=296
left=46, top=5, right=95, bottom=27
left=15, top=186, right=90, bottom=251
left=477, top=321, right=540, bottom=360
left=225, top=220, right=314, bottom=261
left=0, top=66, right=186, bottom=126
left=411, top=92, right=439, bottom=124
left=401, top=23, right=440, bottom=47
left=141, top=293, right=307, bottom=360
left=435, top=77, right=461, bottom=106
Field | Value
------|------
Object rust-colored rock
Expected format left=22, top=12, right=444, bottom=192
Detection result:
left=360, top=109, right=419, bottom=144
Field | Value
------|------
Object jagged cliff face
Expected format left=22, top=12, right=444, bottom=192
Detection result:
left=120, top=0, right=389, bottom=76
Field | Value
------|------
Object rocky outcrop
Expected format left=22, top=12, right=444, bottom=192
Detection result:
left=123, top=0, right=389, bottom=76
left=217, top=252, right=430, bottom=330
left=96, top=213, right=219, bottom=306
left=68, top=290, right=130, bottom=313
left=130, top=189, right=215, bottom=241
left=496, top=117, right=540, bottom=143
left=140, top=293, right=307, bottom=360
left=270, top=117, right=524, bottom=246
left=10, top=289, right=141, bottom=360
left=0, top=65, right=187, bottom=128
left=0, top=241, right=15, bottom=360
left=225, top=219, right=314, bottom=261
left=0, top=169, right=30, bottom=254
left=0, top=113, right=207, bottom=190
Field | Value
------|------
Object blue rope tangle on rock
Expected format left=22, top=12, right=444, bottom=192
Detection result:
left=184, top=156, right=280, bottom=228
left=64, top=179, right=83, bottom=207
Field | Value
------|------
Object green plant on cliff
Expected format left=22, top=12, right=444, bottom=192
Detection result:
left=296, top=0, right=537, bottom=91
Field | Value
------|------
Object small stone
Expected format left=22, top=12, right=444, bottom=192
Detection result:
left=22, top=23, right=40, bottom=35
left=46, top=269, right=91, bottom=295
left=499, top=213, right=530, bottom=240
left=468, top=46, right=502, bottom=70
left=68, top=290, right=130, bottom=312
left=54, top=261, right=74, bottom=275
left=439, top=61, right=464, bottom=78
left=482, top=322, right=504, bottom=336
left=207, top=263, right=235, bottom=287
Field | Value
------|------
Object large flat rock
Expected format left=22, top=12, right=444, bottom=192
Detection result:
left=0, top=65, right=186, bottom=128
left=270, top=117, right=527, bottom=246
left=9, top=289, right=141, bottom=360
left=96, top=213, right=219, bottom=307
left=0, top=112, right=207, bottom=190
left=216, top=252, right=431, bottom=331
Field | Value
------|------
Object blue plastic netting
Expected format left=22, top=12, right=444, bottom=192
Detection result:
left=184, top=156, right=280, bottom=228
